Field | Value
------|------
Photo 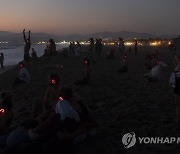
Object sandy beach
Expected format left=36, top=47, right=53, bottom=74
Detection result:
left=0, top=45, right=180, bottom=153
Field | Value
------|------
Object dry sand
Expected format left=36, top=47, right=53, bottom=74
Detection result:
left=0, top=45, right=179, bottom=153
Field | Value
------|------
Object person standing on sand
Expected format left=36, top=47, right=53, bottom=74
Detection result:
left=89, top=38, right=95, bottom=63
left=134, top=38, right=138, bottom=55
left=170, top=54, right=180, bottom=123
left=23, top=29, right=31, bottom=64
left=47, top=39, right=56, bottom=63
left=118, top=37, right=125, bottom=55
left=0, top=53, right=4, bottom=69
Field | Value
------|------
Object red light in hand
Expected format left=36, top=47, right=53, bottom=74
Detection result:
left=0, top=109, right=5, bottom=114
left=51, top=79, right=56, bottom=84
left=59, top=97, right=64, bottom=101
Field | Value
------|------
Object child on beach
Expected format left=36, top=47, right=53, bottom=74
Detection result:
left=12, top=62, right=30, bottom=86
left=169, top=54, right=180, bottom=123
left=74, top=58, right=91, bottom=85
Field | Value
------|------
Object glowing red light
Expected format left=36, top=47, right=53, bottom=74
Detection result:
left=84, top=60, right=88, bottom=64
left=51, top=79, right=56, bottom=84
left=0, top=109, right=5, bottom=114
left=59, top=97, right=64, bottom=101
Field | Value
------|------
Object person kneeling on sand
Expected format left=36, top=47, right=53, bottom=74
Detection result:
left=0, top=92, right=13, bottom=134
left=169, top=54, right=180, bottom=123
left=12, top=62, right=30, bottom=87
left=117, top=53, right=128, bottom=73
left=74, top=58, right=90, bottom=85
left=144, top=60, right=168, bottom=82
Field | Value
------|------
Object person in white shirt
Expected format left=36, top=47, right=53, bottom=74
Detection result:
left=12, top=62, right=30, bottom=86
left=144, top=60, right=168, bottom=82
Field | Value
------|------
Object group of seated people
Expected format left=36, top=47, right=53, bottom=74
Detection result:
left=0, top=57, right=95, bottom=153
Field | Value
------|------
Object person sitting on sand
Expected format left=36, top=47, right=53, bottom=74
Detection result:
left=74, top=58, right=91, bottom=85
left=29, top=87, right=97, bottom=143
left=145, top=50, right=159, bottom=69
left=169, top=54, right=180, bottom=123
left=106, top=49, right=114, bottom=59
left=144, top=60, right=168, bottom=82
left=31, top=74, right=60, bottom=118
left=0, top=92, right=13, bottom=134
left=0, top=87, right=97, bottom=153
left=117, top=53, right=128, bottom=73
left=31, top=48, right=38, bottom=59
left=12, top=62, right=30, bottom=87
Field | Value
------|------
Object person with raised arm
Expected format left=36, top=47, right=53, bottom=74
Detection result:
left=23, top=29, right=31, bottom=64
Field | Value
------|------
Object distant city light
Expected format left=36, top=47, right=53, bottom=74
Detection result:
left=0, top=41, right=8, bottom=44
left=150, top=41, right=161, bottom=46
left=124, top=42, right=134, bottom=46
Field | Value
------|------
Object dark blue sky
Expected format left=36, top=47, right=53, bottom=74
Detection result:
left=0, top=0, right=179, bottom=35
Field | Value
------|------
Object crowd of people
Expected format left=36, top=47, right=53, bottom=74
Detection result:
left=0, top=30, right=180, bottom=153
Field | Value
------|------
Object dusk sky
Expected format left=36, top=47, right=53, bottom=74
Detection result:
left=0, top=0, right=179, bottom=35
